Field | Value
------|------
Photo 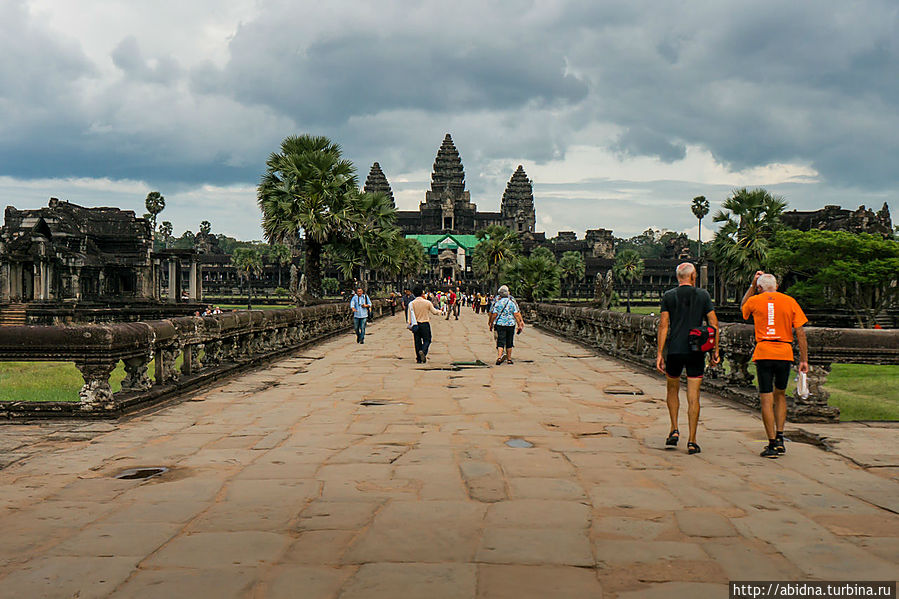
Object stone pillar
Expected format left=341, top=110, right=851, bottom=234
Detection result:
left=121, top=353, right=153, bottom=391
left=167, top=259, right=178, bottom=302
left=0, top=261, right=9, bottom=301
left=32, top=264, right=41, bottom=301
left=700, top=264, right=708, bottom=290
left=75, top=361, right=117, bottom=409
left=189, top=260, right=198, bottom=300
left=196, top=263, right=203, bottom=301
left=71, top=267, right=81, bottom=301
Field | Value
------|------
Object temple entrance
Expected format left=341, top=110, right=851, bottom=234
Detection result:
left=21, top=263, right=34, bottom=300
left=441, top=267, right=454, bottom=279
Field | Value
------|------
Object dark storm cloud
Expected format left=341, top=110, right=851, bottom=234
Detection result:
left=1, top=0, right=898, bottom=203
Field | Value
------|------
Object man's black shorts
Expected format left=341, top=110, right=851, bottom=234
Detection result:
left=755, top=359, right=791, bottom=393
left=665, top=353, right=705, bottom=378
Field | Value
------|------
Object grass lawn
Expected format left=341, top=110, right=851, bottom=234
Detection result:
left=826, top=364, right=899, bottom=421
left=0, top=354, right=184, bottom=403
left=610, top=305, right=659, bottom=315
left=217, top=304, right=295, bottom=311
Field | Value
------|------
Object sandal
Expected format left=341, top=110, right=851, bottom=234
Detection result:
left=506, top=359, right=514, bottom=365
left=665, top=429, right=679, bottom=447
left=687, top=442, right=701, bottom=455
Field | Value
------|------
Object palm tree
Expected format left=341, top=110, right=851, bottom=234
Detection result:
left=613, top=249, right=645, bottom=313
left=159, top=221, right=173, bottom=249
left=506, top=255, right=561, bottom=301
left=257, top=135, right=358, bottom=298
left=473, top=225, right=520, bottom=290
left=710, top=187, right=787, bottom=294
left=232, top=247, right=263, bottom=308
left=559, top=251, right=585, bottom=298
left=691, top=196, right=710, bottom=258
left=268, top=243, right=292, bottom=287
left=145, top=191, right=165, bottom=237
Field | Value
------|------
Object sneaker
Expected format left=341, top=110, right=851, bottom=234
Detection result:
left=417, top=350, right=426, bottom=363
left=760, top=445, right=779, bottom=459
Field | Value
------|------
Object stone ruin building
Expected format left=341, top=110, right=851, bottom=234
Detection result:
left=0, top=198, right=202, bottom=324
left=781, top=203, right=892, bottom=237
left=364, top=133, right=621, bottom=283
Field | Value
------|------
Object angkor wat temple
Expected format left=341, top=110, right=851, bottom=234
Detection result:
left=781, top=203, right=892, bottom=237
left=362, top=134, right=615, bottom=282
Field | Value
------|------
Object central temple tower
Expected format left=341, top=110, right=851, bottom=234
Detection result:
left=419, top=134, right=479, bottom=232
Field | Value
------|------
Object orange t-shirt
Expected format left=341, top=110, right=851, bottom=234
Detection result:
left=742, top=292, right=808, bottom=361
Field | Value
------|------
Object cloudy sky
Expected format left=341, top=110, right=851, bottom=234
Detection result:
left=1, top=0, right=896, bottom=241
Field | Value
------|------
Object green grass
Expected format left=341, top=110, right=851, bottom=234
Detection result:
left=217, top=304, right=295, bottom=310
left=0, top=354, right=184, bottom=403
left=826, top=364, right=899, bottom=421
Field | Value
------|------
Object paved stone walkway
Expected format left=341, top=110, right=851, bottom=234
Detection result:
left=0, top=312, right=897, bottom=598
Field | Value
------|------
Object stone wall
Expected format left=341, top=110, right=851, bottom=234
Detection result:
left=521, top=303, right=899, bottom=422
left=0, top=301, right=385, bottom=419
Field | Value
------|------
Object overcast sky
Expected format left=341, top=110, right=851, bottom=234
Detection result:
left=1, top=0, right=896, bottom=241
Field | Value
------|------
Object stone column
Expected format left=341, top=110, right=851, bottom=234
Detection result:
left=189, top=260, right=198, bottom=301
left=700, top=264, right=708, bottom=290
left=71, top=267, right=81, bottom=301
left=32, top=264, right=41, bottom=301
left=0, top=261, right=9, bottom=301
left=167, top=259, right=178, bottom=302
left=75, top=361, right=117, bottom=409
left=121, top=353, right=153, bottom=391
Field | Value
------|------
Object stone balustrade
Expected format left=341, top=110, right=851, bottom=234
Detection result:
left=522, top=303, right=899, bottom=422
left=0, top=301, right=385, bottom=418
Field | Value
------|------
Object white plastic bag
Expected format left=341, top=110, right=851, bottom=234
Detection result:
left=407, top=303, right=418, bottom=331
left=796, top=371, right=810, bottom=399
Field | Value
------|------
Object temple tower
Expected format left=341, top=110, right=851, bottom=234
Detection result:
left=363, top=162, right=395, bottom=207
left=501, top=165, right=536, bottom=233
left=421, top=133, right=475, bottom=232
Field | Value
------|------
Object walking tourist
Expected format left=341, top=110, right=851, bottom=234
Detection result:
left=741, top=271, right=809, bottom=459
left=409, top=287, right=442, bottom=363
left=402, top=289, right=414, bottom=323
left=655, top=263, right=719, bottom=455
left=388, top=291, right=397, bottom=317
left=349, top=287, right=372, bottom=344
left=488, top=285, right=524, bottom=365
left=452, top=287, right=462, bottom=319
left=479, top=293, right=488, bottom=314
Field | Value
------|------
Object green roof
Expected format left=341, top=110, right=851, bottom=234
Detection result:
left=405, top=234, right=481, bottom=253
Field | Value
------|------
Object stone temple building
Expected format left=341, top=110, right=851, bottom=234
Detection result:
left=781, top=203, right=893, bottom=237
left=362, top=133, right=614, bottom=282
left=0, top=199, right=203, bottom=319
left=0, top=198, right=157, bottom=302
left=366, top=134, right=536, bottom=237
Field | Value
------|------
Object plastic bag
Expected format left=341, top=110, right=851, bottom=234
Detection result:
left=796, top=371, right=810, bottom=399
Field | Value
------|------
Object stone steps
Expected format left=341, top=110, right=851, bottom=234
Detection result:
left=874, top=311, right=895, bottom=329
left=0, top=303, right=27, bottom=327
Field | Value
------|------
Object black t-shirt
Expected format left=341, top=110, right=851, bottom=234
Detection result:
left=660, top=286, right=715, bottom=354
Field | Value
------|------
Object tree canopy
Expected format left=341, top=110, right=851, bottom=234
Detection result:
left=769, top=229, right=899, bottom=327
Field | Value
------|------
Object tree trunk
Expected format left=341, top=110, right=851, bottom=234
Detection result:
left=626, top=285, right=631, bottom=313
left=305, top=240, right=323, bottom=298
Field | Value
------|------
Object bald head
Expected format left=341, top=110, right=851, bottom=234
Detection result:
left=676, top=262, right=696, bottom=282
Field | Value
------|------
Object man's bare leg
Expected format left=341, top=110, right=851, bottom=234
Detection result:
left=686, top=377, right=702, bottom=444
left=665, top=377, right=680, bottom=434
left=773, top=388, right=787, bottom=433
left=760, top=391, right=776, bottom=440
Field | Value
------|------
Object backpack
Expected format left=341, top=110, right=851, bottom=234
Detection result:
left=688, top=326, right=716, bottom=353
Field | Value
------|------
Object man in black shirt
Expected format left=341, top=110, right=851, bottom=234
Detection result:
left=656, top=263, right=719, bottom=454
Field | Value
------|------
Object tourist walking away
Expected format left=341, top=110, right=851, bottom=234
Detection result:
left=741, top=271, right=809, bottom=459
left=479, top=293, right=488, bottom=314
left=410, top=287, right=442, bottom=363
left=349, top=287, right=372, bottom=344
left=452, top=287, right=462, bottom=319
left=488, top=285, right=525, bottom=365
left=655, top=263, right=719, bottom=455
left=388, top=291, right=397, bottom=317
left=402, top=289, right=414, bottom=322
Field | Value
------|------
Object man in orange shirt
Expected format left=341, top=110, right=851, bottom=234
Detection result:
left=741, top=271, right=810, bottom=458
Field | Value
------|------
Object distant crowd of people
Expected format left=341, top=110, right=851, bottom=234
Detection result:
left=347, top=262, right=812, bottom=461
left=193, top=305, right=224, bottom=316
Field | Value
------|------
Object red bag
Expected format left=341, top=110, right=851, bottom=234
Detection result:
left=688, top=326, right=716, bottom=353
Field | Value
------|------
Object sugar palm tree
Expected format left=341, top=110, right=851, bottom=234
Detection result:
left=691, top=195, right=710, bottom=258
left=232, top=247, right=263, bottom=308
left=710, top=187, right=787, bottom=290
left=145, top=191, right=165, bottom=237
left=268, top=243, right=292, bottom=287
left=473, top=225, right=520, bottom=290
left=257, top=135, right=358, bottom=298
left=506, top=255, right=561, bottom=301
left=613, top=249, right=645, bottom=313
left=559, top=251, right=585, bottom=298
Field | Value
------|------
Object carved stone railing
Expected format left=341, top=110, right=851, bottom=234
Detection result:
left=522, top=303, right=899, bottom=422
left=0, top=301, right=385, bottom=418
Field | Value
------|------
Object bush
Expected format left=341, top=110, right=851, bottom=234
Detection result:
left=273, top=287, right=288, bottom=297
left=322, top=277, right=340, bottom=296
